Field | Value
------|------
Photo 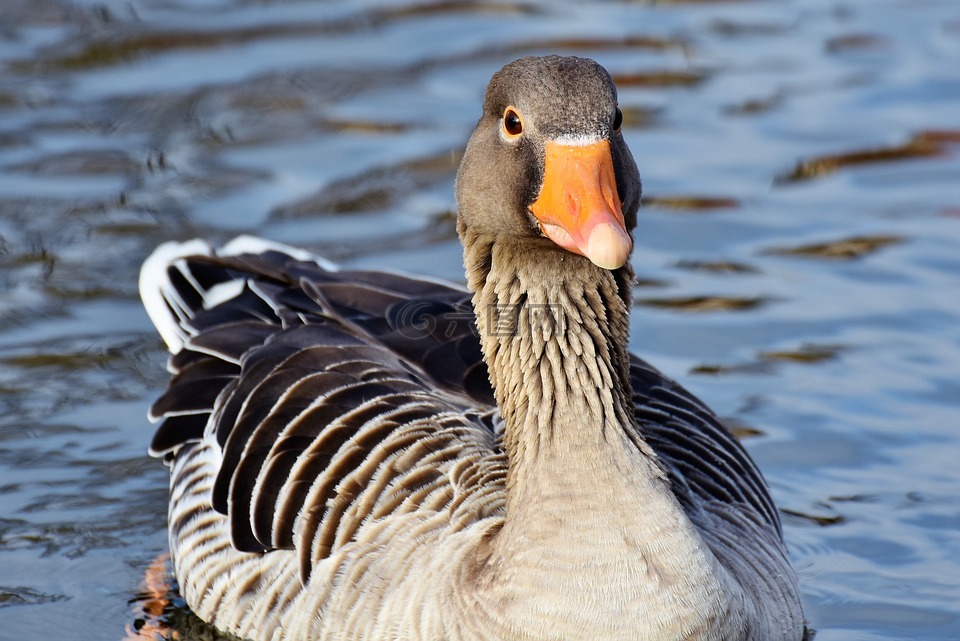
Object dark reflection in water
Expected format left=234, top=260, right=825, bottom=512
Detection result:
left=1, top=0, right=958, bottom=640
left=774, top=131, right=956, bottom=184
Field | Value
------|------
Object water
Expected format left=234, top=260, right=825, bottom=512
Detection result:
left=1, top=0, right=958, bottom=639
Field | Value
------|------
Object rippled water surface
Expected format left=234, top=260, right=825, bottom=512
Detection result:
left=1, top=0, right=958, bottom=639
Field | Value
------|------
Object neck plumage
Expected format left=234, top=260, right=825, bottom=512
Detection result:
left=454, top=230, right=737, bottom=639
left=461, top=230, right=665, bottom=508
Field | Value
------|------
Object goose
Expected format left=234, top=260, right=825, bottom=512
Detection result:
left=140, top=55, right=806, bottom=641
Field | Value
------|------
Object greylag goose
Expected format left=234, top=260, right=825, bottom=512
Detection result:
left=140, top=55, right=805, bottom=641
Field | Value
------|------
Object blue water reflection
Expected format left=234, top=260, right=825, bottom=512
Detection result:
left=1, top=0, right=958, bottom=639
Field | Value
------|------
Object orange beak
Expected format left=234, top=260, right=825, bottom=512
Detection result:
left=529, top=139, right=632, bottom=270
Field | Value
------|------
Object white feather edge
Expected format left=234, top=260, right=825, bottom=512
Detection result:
left=140, top=234, right=470, bottom=357
left=220, top=234, right=338, bottom=270
left=140, top=236, right=336, bottom=354
left=140, top=239, right=213, bottom=354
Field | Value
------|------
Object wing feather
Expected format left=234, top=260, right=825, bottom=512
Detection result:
left=630, top=357, right=783, bottom=535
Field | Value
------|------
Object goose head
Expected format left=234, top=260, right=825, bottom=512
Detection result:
left=456, top=55, right=641, bottom=270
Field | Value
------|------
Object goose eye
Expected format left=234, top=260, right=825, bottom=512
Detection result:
left=613, top=106, right=623, bottom=132
left=503, top=108, right=524, bottom=137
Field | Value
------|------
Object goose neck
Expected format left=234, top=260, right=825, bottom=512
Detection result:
left=450, top=236, right=739, bottom=639
left=463, top=235, right=659, bottom=491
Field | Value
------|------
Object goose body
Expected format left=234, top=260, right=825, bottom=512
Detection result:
left=141, top=56, right=805, bottom=641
